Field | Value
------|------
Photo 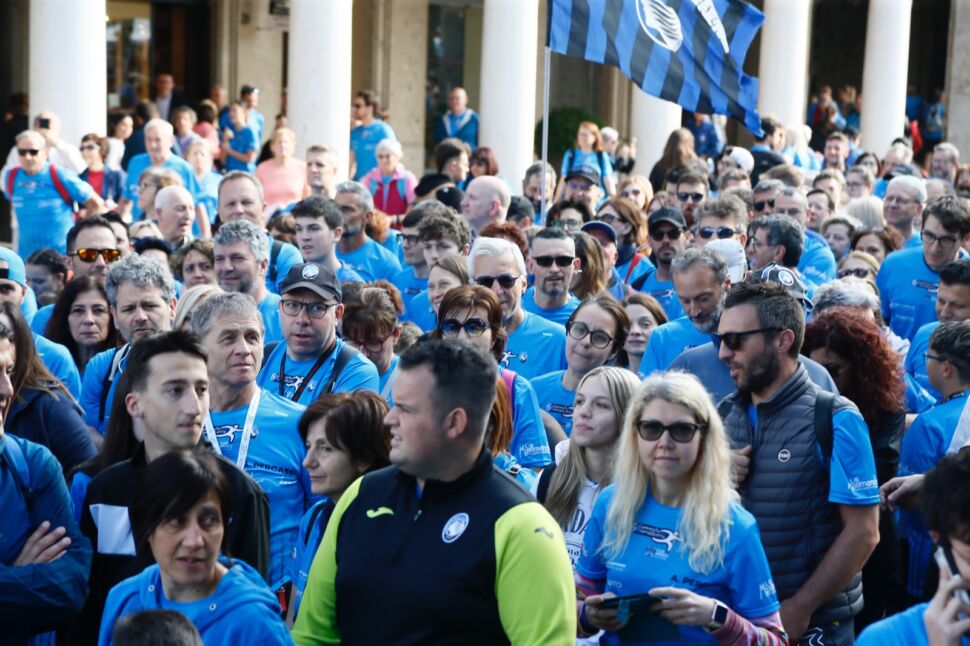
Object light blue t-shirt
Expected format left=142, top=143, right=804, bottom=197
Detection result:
left=30, top=303, right=54, bottom=336
left=506, top=371, right=552, bottom=467
left=209, top=389, right=312, bottom=588
left=34, top=333, right=81, bottom=400
left=2, top=162, right=94, bottom=256
left=403, top=289, right=437, bottom=332
left=905, top=321, right=941, bottom=400
left=379, top=354, right=400, bottom=403
left=391, top=266, right=427, bottom=310
left=382, top=230, right=404, bottom=265
left=638, top=316, right=711, bottom=377
left=197, top=169, right=221, bottom=224
left=256, top=337, right=380, bottom=405
left=636, top=272, right=684, bottom=321
left=290, top=498, right=334, bottom=620
left=123, top=153, right=201, bottom=220
left=858, top=602, right=970, bottom=646
left=577, top=487, right=780, bottom=646
left=521, top=287, right=580, bottom=326
left=877, top=247, right=940, bottom=341
left=616, top=254, right=655, bottom=286
left=799, top=230, right=838, bottom=286
left=530, top=370, right=575, bottom=436
left=225, top=124, right=259, bottom=173
left=266, top=234, right=303, bottom=294
left=336, top=261, right=365, bottom=284
left=503, top=311, right=568, bottom=380
left=350, top=120, right=397, bottom=181
left=258, top=292, right=283, bottom=344
left=336, top=237, right=402, bottom=283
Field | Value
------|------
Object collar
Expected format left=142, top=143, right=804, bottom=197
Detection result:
left=944, top=390, right=969, bottom=404
left=732, top=363, right=810, bottom=411
left=395, top=449, right=493, bottom=501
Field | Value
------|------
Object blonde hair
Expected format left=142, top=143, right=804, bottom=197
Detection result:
left=545, top=367, right=641, bottom=528
left=270, top=127, right=296, bottom=145
left=602, top=371, right=737, bottom=574
left=173, top=284, right=223, bottom=331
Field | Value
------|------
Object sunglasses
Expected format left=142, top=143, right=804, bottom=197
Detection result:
left=17, top=148, right=40, bottom=157
left=533, top=255, right=575, bottom=268
left=475, top=274, right=520, bottom=289
left=649, top=228, right=682, bottom=242
left=73, top=248, right=121, bottom=263
left=81, top=144, right=100, bottom=151
left=636, top=420, right=703, bottom=443
left=838, top=267, right=871, bottom=279
left=439, top=318, right=489, bottom=337
left=697, top=226, right=738, bottom=240
left=754, top=199, right=775, bottom=212
left=677, top=192, right=705, bottom=203
left=566, top=321, right=614, bottom=349
left=716, top=327, right=781, bottom=351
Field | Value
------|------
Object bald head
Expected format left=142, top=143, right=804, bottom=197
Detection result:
left=461, top=176, right=510, bottom=233
left=154, top=185, right=195, bottom=246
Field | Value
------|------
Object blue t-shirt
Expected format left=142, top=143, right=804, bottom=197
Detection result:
left=877, top=247, right=940, bottom=341
left=636, top=272, right=684, bottom=321
left=616, top=254, right=655, bottom=286
left=336, top=237, right=402, bottom=283
left=220, top=107, right=265, bottom=143
left=350, top=120, right=397, bottom=181
left=34, top=333, right=81, bottom=400
left=561, top=149, right=615, bottom=193
left=530, top=370, right=575, bottom=436
left=258, top=292, right=283, bottom=344
left=266, top=234, right=303, bottom=294
left=607, top=269, right=627, bottom=301
left=521, top=287, right=580, bottom=326
left=256, top=337, right=380, bottom=405
left=638, top=316, right=711, bottom=377
left=577, top=487, right=780, bottom=646
left=209, top=389, right=312, bottom=588
left=2, top=163, right=94, bottom=257
left=799, top=231, right=838, bottom=286
left=197, top=169, right=222, bottom=224
left=123, top=153, right=201, bottom=220
left=30, top=303, right=53, bottom=336
left=379, top=354, right=400, bottom=403
left=858, top=602, right=970, bottom=646
left=506, top=372, right=552, bottom=467
left=382, top=230, right=404, bottom=265
left=403, top=289, right=437, bottom=332
left=503, top=311, right=568, bottom=381
left=391, top=266, right=428, bottom=310
left=493, top=452, right=538, bottom=490
left=905, top=321, right=941, bottom=400
left=336, top=261, right=364, bottom=284
left=290, top=498, right=334, bottom=620
left=903, top=231, right=923, bottom=249
left=225, top=124, right=259, bottom=173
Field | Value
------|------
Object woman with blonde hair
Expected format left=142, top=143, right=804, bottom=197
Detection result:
left=173, top=284, right=222, bottom=331
left=577, top=371, right=786, bottom=644
left=845, top=196, right=886, bottom=230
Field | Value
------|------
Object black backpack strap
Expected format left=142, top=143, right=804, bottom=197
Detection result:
left=268, top=238, right=283, bottom=285
left=814, top=390, right=836, bottom=463
left=321, top=344, right=358, bottom=394
left=261, top=341, right=280, bottom=370
left=536, top=462, right=557, bottom=504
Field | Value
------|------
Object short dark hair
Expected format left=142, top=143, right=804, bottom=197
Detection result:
left=941, top=259, right=970, bottom=287
left=759, top=117, right=782, bottom=141
left=130, top=449, right=231, bottom=555
left=677, top=171, right=708, bottom=189
left=533, top=226, right=572, bottom=244
left=112, top=609, right=202, bottom=646
left=290, top=195, right=343, bottom=231
left=416, top=208, right=471, bottom=247
left=126, top=330, right=208, bottom=393
left=297, top=392, right=391, bottom=472
left=398, top=339, right=497, bottom=438
left=920, top=451, right=970, bottom=544
left=929, top=321, right=970, bottom=382
left=923, top=195, right=970, bottom=237
left=25, top=248, right=69, bottom=282
left=724, top=281, right=805, bottom=358
left=134, top=237, right=174, bottom=257
left=434, top=139, right=470, bottom=173
left=66, top=216, right=116, bottom=253
left=750, top=214, right=803, bottom=268
left=102, top=212, right=131, bottom=242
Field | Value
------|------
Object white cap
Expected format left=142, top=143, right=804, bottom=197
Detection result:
left=725, top=146, right=755, bottom=173
left=706, top=239, right=747, bottom=284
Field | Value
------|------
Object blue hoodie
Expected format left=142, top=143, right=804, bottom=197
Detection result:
left=99, top=558, right=292, bottom=645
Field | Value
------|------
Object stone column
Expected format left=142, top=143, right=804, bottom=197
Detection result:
left=945, top=0, right=970, bottom=154
left=860, top=0, right=913, bottom=156
left=288, top=0, right=353, bottom=179
left=757, top=0, right=811, bottom=128
left=480, top=0, right=540, bottom=190
left=630, top=92, right=682, bottom=176
left=29, top=0, right=107, bottom=143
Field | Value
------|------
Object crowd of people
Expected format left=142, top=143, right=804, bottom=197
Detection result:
left=1, top=74, right=970, bottom=646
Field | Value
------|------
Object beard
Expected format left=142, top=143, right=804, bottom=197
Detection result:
left=735, top=344, right=780, bottom=396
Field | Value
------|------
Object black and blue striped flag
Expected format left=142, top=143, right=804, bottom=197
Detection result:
left=547, top=0, right=765, bottom=135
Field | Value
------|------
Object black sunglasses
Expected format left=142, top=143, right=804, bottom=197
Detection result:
left=635, top=420, right=703, bottom=443
left=716, top=327, right=781, bottom=351
left=17, top=148, right=40, bottom=157
left=697, top=226, right=738, bottom=240
left=838, top=267, right=871, bottom=279
left=439, top=318, right=489, bottom=337
left=475, top=274, right=520, bottom=289
left=754, top=199, right=775, bottom=212
left=677, top=192, right=705, bottom=203
left=566, top=321, right=614, bottom=349
left=533, top=255, right=575, bottom=268
left=649, top=228, right=682, bottom=242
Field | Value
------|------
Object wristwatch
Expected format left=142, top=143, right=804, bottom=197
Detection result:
left=707, top=601, right=729, bottom=630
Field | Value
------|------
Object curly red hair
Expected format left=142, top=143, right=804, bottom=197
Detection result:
left=802, top=307, right=905, bottom=425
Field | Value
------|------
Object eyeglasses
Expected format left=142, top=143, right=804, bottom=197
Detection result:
left=885, top=195, right=916, bottom=206
left=697, top=226, right=738, bottom=240
left=716, top=327, right=781, bottom=351
left=924, top=351, right=948, bottom=364
left=72, top=248, right=121, bottom=263
left=566, top=321, right=614, bottom=348
left=80, top=144, right=100, bottom=152
left=344, top=328, right=396, bottom=352
left=754, top=199, right=775, bottom=212
left=838, top=267, right=872, bottom=279
left=566, top=180, right=593, bottom=192
left=17, top=148, right=40, bottom=157
left=280, top=299, right=335, bottom=319
left=532, top=255, right=575, bottom=268
left=475, top=274, right=520, bottom=289
left=649, top=228, right=682, bottom=242
left=597, top=212, right=620, bottom=225
left=922, top=230, right=960, bottom=249
left=401, top=234, right=420, bottom=246
left=439, top=317, right=489, bottom=337
left=551, top=218, right=583, bottom=231
left=635, top=420, right=703, bottom=443
left=677, top=192, right=705, bottom=203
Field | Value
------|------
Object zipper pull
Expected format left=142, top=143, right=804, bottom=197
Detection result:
left=412, top=509, right=422, bottom=522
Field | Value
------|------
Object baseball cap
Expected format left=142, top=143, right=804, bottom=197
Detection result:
left=749, top=263, right=812, bottom=310
left=280, top=262, right=342, bottom=302
left=435, top=186, right=465, bottom=213
left=723, top=146, right=754, bottom=173
left=0, top=247, right=26, bottom=286
left=581, top=220, right=617, bottom=244
left=507, top=195, right=535, bottom=223
left=705, top=239, right=747, bottom=284
left=565, top=165, right=601, bottom=187
left=648, top=206, right=687, bottom=231
left=885, top=163, right=919, bottom=180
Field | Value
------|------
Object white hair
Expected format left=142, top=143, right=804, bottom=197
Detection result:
left=144, top=118, right=174, bottom=137
left=376, top=138, right=404, bottom=162
left=888, top=175, right=927, bottom=205
left=467, top=236, right=526, bottom=276
left=600, top=127, right=619, bottom=143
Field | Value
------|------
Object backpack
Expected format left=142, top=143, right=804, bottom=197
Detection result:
left=267, top=238, right=284, bottom=286
left=5, top=164, right=76, bottom=212
left=2, top=434, right=33, bottom=505
left=563, top=149, right=609, bottom=186
left=98, top=346, right=128, bottom=426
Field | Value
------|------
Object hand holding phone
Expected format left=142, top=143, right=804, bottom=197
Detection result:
left=935, top=545, right=970, bottom=608
left=38, top=117, right=51, bottom=129
left=925, top=545, right=970, bottom=644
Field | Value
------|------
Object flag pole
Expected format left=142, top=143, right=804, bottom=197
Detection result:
left=539, top=46, right=552, bottom=219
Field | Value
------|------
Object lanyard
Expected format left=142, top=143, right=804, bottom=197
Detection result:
left=203, top=389, right=261, bottom=470
left=278, top=341, right=336, bottom=401
left=945, top=390, right=969, bottom=404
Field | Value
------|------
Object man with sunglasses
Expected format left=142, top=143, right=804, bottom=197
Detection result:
left=523, top=228, right=581, bottom=325
left=879, top=196, right=970, bottom=341
left=717, top=281, right=880, bottom=645
left=257, top=263, right=378, bottom=405
left=772, top=187, right=837, bottom=286
left=751, top=178, right=783, bottom=219
left=692, top=195, right=748, bottom=249
left=469, top=236, right=567, bottom=381
left=631, top=207, right=688, bottom=321
left=390, top=206, right=431, bottom=310
left=674, top=170, right=708, bottom=229
left=2, top=130, right=104, bottom=260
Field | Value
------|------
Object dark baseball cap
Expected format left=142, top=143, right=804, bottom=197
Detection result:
left=280, top=262, right=342, bottom=302
left=749, top=263, right=812, bottom=310
left=507, top=195, right=536, bottom=223
left=648, top=206, right=687, bottom=231
left=565, top=165, right=601, bottom=186
left=581, top=220, right=617, bottom=244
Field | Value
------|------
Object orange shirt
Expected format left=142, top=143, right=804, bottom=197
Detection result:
left=255, top=157, right=310, bottom=206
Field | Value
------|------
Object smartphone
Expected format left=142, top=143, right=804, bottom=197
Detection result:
left=598, top=593, right=662, bottom=613
left=38, top=118, right=51, bottom=129
left=935, top=544, right=970, bottom=607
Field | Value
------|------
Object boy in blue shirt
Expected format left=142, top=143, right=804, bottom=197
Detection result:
left=390, top=207, right=432, bottom=310
left=221, top=101, right=259, bottom=173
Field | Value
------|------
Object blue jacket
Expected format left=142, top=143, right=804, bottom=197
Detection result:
left=433, top=109, right=479, bottom=149
left=80, top=167, right=126, bottom=203
left=99, top=558, right=292, bottom=646
left=0, top=435, right=92, bottom=645
left=7, top=385, right=95, bottom=473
